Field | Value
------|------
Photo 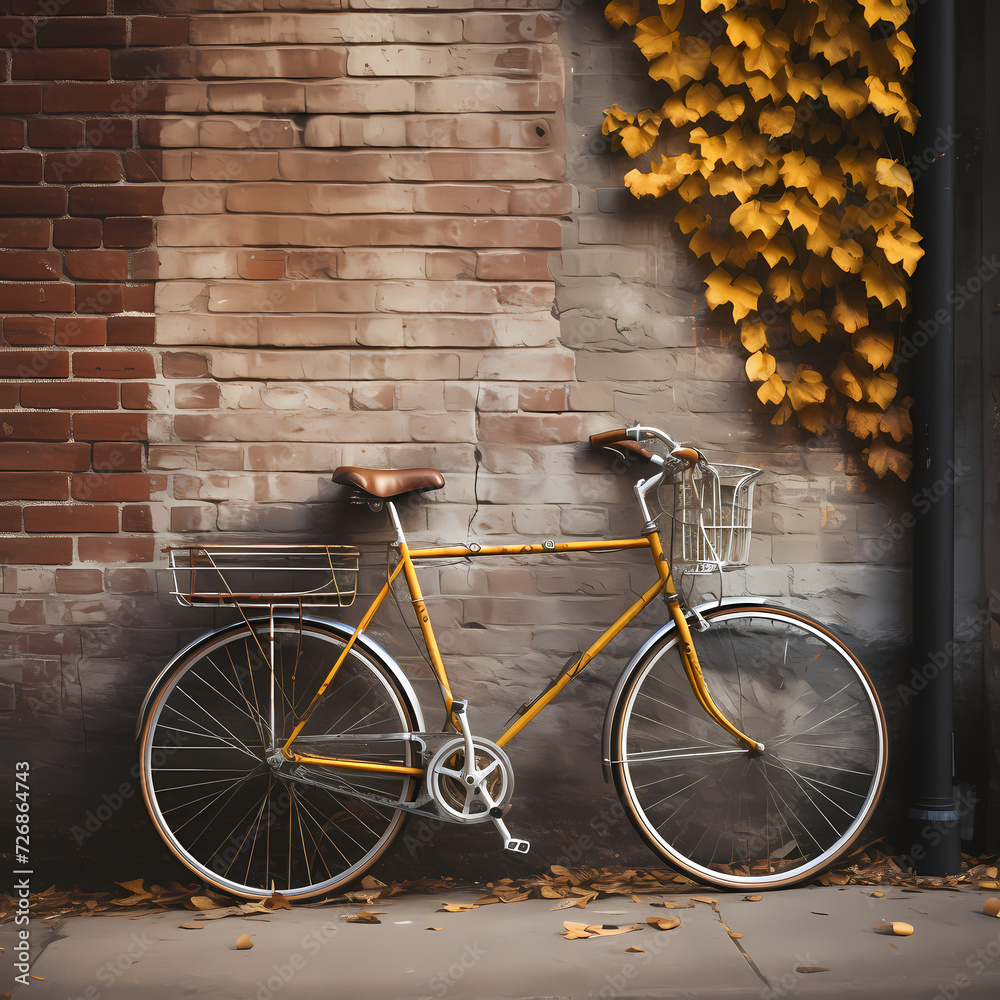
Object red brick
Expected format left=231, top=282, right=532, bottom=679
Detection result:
left=53, top=217, right=102, bottom=248
left=103, top=217, right=152, bottom=247
left=10, top=0, right=108, bottom=14
left=107, top=315, right=154, bottom=345
left=0, top=473, right=69, bottom=501
left=28, top=118, right=85, bottom=148
left=122, top=284, right=154, bottom=312
left=44, top=150, right=123, bottom=183
left=75, top=283, right=123, bottom=313
left=74, top=413, right=147, bottom=440
left=121, top=502, right=152, bottom=530
left=0, top=506, right=22, bottom=531
left=20, top=382, right=117, bottom=409
left=111, top=47, right=193, bottom=80
left=55, top=315, right=106, bottom=346
left=0, top=387, right=19, bottom=407
left=69, top=186, right=163, bottom=216
left=65, top=249, right=128, bottom=280
left=120, top=383, right=153, bottom=410
left=0, top=119, right=25, bottom=149
left=130, top=250, right=157, bottom=280
left=24, top=504, right=118, bottom=532
left=12, top=49, right=111, bottom=81
left=0, top=442, right=90, bottom=471
left=43, top=83, right=138, bottom=114
left=72, top=351, right=154, bottom=379
left=95, top=441, right=143, bottom=472
left=2, top=316, right=55, bottom=346
left=0, top=151, right=43, bottom=182
left=35, top=16, right=127, bottom=47
left=0, top=250, right=62, bottom=280
left=0, top=185, right=66, bottom=215
left=131, top=16, right=189, bottom=46
left=0, top=283, right=74, bottom=312
left=162, top=352, right=207, bottom=378
left=0, top=412, right=69, bottom=440
left=84, top=119, right=132, bottom=148
left=55, top=568, right=103, bottom=593
left=72, top=473, right=159, bottom=502
left=79, top=536, right=154, bottom=563
left=0, top=350, right=69, bottom=378
left=0, top=85, right=42, bottom=114
left=0, top=537, right=73, bottom=565
left=0, top=218, right=49, bottom=247
left=106, top=567, right=151, bottom=593
left=122, top=150, right=160, bottom=182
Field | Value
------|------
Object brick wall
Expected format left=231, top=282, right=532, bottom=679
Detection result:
left=1, top=1, right=914, bottom=880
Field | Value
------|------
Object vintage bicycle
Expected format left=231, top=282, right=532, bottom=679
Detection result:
left=137, top=425, right=888, bottom=897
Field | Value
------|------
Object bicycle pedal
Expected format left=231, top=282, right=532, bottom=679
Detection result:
left=505, top=838, right=530, bottom=854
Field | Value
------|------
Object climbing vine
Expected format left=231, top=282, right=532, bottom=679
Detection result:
left=602, top=0, right=919, bottom=479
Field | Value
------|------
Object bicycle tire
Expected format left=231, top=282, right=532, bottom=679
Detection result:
left=140, top=619, right=419, bottom=899
left=608, top=604, right=888, bottom=890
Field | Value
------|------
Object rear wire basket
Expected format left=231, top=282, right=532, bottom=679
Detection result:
left=167, top=545, right=360, bottom=608
left=666, top=463, right=762, bottom=574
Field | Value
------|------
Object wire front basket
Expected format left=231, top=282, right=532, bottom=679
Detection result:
left=668, top=463, right=762, bottom=574
left=167, top=545, right=360, bottom=608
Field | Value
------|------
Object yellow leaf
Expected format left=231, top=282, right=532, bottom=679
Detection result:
left=702, top=0, right=737, bottom=10
left=787, top=366, right=828, bottom=410
left=660, top=93, right=700, bottom=127
left=812, top=164, right=847, bottom=208
left=689, top=226, right=730, bottom=264
left=779, top=191, right=823, bottom=233
left=887, top=30, right=915, bottom=72
left=704, top=266, right=762, bottom=321
left=743, top=29, right=792, bottom=78
left=803, top=252, right=845, bottom=290
left=685, top=82, right=724, bottom=117
left=439, top=902, right=479, bottom=912
left=741, top=319, right=768, bottom=353
left=705, top=164, right=753, bottom=201
left=648, top=36, right=712, bottom=90
left=785, top=60, right=823, bottom=101
left=657, top=0, right=687, bottom=32
left=862, top=256, right=908, bottom=310
left=770, top=397, right=794, bottom=424
left=758, top=105, right=797, bottom=138
left=236, top=934, right=254, bottom=949
left=875, top=158, right=914, bottom=196
left=846, top=402, right=883, bottom=439
left=816, top=0, right=854, bottom=34
left=758, top=372, right=786, bottom=405
left=647, top=916, right=682, bottom=930
left=761, top=234, right=796, bottom=267
left=791, top=308, right=827, bottom=343
left=982, top=897, right=1000, bottom=918
left=605, top=0, right=641, bottom=30
left=859, top=0, right=910, bottom=29
left=809, top=119, right=843, bottom=145
left=726, top=231, right=767, bottom=268
left=861, top=368, right=898, bottom=409
left=880, top=396, right=913, bottom=441
left=711, top=43, right=745, bottom=87
left=822, top=69, right=868, bottom=120
left=831, top=238, right=864, bottom=274
left=730, top=199, right=782, bottom=240
left=878, top=225, right=923, bottom=279
left=832, top=282, right=869, bottom=333
left=625, top=169, right=672, bottom=199
left=675, top=203, right=708, bottom=234
left=797, top=398, right=844, bottom=435
left=832, top=355, right=864, bottom=402
left=864, top=439, right=912, bottom=480
left=850, top=115, right=886, bottom=150
left=723, top=10, right=766, bottom=48
left=185, top=895, right=219, bottom=911
left=620, top=111, right=664, bottom=157
left=716, top=93, right=746, bottom=121
left=678, top=173, right=708, bottom=202
left=853, top=326, right=894, bottom=369
left=836, top=147, right=878, bottom=187
left=766, top=266, right=805, bottom=304
left=744, top=71, right=785, bottom=103
left=746, top=350, right=776, bottom=382
left=805, top=211, right=841, bottom=255
left=633, top=16, right=679, bottom=61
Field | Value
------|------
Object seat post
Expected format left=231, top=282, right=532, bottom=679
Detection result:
left=386, top=500, right=408, bottom=546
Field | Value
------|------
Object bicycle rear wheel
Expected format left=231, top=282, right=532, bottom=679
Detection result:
left=140, top=620, right=419, bottom=899
left=608, top=605, right=887, bottom=890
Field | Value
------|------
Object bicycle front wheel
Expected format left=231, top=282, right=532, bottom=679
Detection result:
left=140, top=620, right=419, bottom=899
left=609, top=605, right=887, bottom=890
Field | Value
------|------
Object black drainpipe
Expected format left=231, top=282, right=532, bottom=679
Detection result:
left=908, top=0, right=961, bottom=874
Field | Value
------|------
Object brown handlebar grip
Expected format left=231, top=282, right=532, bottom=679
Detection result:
left=589, top=428, right=630, bottom=449
left=671, top=447, right=700, bottom=466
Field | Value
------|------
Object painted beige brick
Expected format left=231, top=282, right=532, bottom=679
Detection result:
left=189, top=152, right=282, bottom=181
left=461, top=12, right=558, bottom=43
left=173, top=473, right=255, bottom=502
left=190, top=13, right=464, bottom=45
left=243, top=442, right=476, bottom=472
left=259, top=384, right=353, bottom=409
left=163, top=82, right=211, bottom=113
left=206, top=82, right=307, bottom=113
left=226, top=182, right=414, bottom=214
left=466, top=347, right=573, bottom=381
left=413, top=79, right=560, bottom=113
left=304, top=79, right=416, bottom=113
left=209, top=350, right=351, bottom=381
left=374, top=280, right=554, bottom=314
left=349, top=351, right=461, bottom=380
left=258, top=316, right=361, bottom=346
left=346, top=44, right=545, bottom=78
left=395, top=382, right=445, bottom=410
left=477, top=413, right=586, bottom=445
left=475, top=383, right=518, bottom=411
left=206, top=280, right=378, bottom=313
left=173, top=411, right=411, bottom=442
left=193, top=46, right=348, bottom=78
left=277, top=149, right=564, bottom=181
left=410, top=412, right=477, bottom=442
left=303, top=114, right=553, bottom=149
left=161, top=184, right=229, bottom=215
left=155, top=250, right=239, bottom=279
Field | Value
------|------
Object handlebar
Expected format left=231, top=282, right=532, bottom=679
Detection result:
left=590, top=425, right=700, bottom=470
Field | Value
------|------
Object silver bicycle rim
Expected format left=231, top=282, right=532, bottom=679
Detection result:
left=614, top=607, right=887, bottom=888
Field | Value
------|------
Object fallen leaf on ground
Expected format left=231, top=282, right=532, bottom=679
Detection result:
left=874, top=921, right=914, bottom=936
left=744, top=896, right=762, bottom=902
left=626, top=946, right=644, bottom=953
left=236, top=934, right=254, bottom=950
left=983, top=898, right=1000, bottom=917
left=562, top=921, right=643, bottom=939
left=179, top=922, right=204, bottom=930
left=184, top=896, right=218, bottom=911
left=439, top=903, right=478, bottom=912
left=426, top=926, right=443, bottom=931
left=870, top=891, right=884, bottom=897
left=690, top=896, right=718, bottom=906
left=796, top=966, right=831, bottom=973
left=647, top=916, right=681, bottom=930
left=342, top=910, right=383, bottom=924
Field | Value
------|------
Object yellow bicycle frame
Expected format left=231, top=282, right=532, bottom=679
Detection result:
left=280, top=525, right=761, bottom=775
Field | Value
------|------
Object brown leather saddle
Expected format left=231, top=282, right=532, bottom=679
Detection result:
left=331, top=466, right=445, bottom=499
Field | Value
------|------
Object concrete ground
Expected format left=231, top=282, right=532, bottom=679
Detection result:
left=4, top=885, right=1000, bottom=999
